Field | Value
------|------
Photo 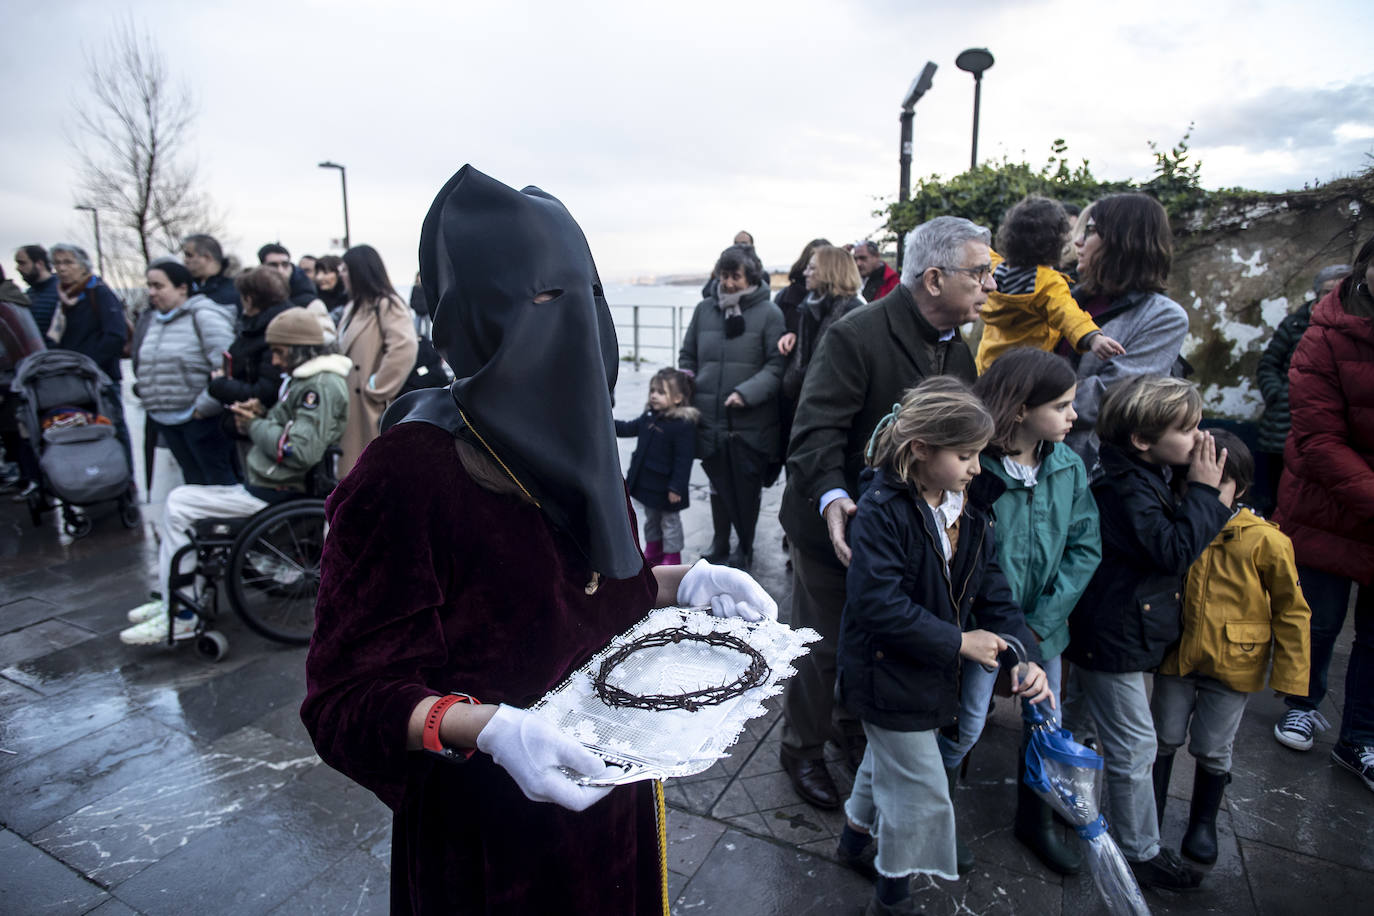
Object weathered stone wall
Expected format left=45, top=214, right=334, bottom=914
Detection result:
left=1170, top=174, right=1374, bottom=419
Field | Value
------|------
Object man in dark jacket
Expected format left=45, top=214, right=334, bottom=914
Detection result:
left=854, top=240, right=899, bottom=303
left=259, top=242, right=320, bottom=307
left=182, top=234, right=241, bottom=311
left=776, top=216, right=992, bottom=810
left=14, top=245, right=60, bottom=335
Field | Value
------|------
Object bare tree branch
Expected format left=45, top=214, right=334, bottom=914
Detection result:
left=67, top=17, right=224, bottom=292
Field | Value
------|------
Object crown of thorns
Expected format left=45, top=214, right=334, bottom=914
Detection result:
left=592, top=627, right=771, bottom=712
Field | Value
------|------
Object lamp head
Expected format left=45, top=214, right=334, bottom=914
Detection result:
left=902, top=61, right=938, bottom=111
left=956, top=48, right=994, bottom=77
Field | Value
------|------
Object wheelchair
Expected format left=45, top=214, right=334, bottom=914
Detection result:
left=161, top=447, right=340, bottom=661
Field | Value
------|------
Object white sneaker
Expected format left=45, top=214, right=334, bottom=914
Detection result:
left=1274, top=708, right=1330, bottom=751
left=119, top=614, right=197, bottom=646
left=125, top=600, right=166, bottom=624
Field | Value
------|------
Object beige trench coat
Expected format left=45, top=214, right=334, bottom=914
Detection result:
left=336, top=294, right=418, bottom=476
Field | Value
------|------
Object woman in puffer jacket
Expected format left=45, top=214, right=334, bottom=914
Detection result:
left=133, top=260, right=236, bottom=485
left=1272, top=235, right=1374, bottom=790
left=678, top=244, right=786, bottom=570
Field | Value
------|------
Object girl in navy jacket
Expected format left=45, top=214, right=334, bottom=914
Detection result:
left=615, top=368, right=699, bottom=566
left=835, top=377, right=1051, bottom=915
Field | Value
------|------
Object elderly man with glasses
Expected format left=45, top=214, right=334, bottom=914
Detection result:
left=777, top=216, right=995, bottom=867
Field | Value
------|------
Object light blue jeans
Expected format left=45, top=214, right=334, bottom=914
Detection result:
left=846, top=722, right=959, bottom=881
left=1074, top=668, right=1160, bottom=862
left=937, top=654, right=1063, bottom=769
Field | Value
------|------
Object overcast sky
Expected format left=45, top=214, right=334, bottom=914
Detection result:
left=3, top=0, right=1370, bottom=287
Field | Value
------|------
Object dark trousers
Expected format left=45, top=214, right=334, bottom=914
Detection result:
left=780, top=543, right=863, bottom=760
left=1287, top=564, right=1373, bottom=745
left=155, top=415, right=238, bottom=486
left=700, top=441, right=767, bottom=554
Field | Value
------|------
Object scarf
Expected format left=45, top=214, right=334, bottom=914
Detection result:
left=716, top=285, right=756, bottom=338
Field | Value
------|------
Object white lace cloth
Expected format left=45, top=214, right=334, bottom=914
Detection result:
left=530, top=606, right=819, bottom=783
left=1001, top=454, right=1041, bottom=488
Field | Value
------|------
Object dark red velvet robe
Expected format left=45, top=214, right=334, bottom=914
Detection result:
left=302, top=422, right=665, bottom=915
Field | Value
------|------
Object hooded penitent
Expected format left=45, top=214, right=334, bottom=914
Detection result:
left=382, top=165, right=642, bottom=579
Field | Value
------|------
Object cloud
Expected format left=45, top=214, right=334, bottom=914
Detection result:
left=1197, top=82, right=1374, bottom=151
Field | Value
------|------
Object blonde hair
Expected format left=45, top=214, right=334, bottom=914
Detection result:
left=809, top=245, right=862, bottom=298
left=1096, top=374, right=1203, bottom=449
left=866, top=377, right=994, bottom=483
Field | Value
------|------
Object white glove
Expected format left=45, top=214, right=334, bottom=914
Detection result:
left=474, top=705, right=614, bottom=811
left=677, top=559, right=779, bottom=622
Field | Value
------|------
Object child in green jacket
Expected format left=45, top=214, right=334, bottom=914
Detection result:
left=939, top=348, right=1101, bottom=876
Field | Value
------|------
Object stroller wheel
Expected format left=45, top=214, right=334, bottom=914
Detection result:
left=195, top=629, right=230, bottom=662
left=64, top=515, right=94, bottom=539
left=120, top=502, right=142, bottom=529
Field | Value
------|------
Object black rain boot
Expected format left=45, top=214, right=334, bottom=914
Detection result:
left=703, top=493, right=732, bottom=564
left=1015, top=743, right=1081, bottom=875
left=1181, top=765, right=1230, bottom=865
left=944, top=764, right=973, bottom=874
left=1152, top=752, right=1176, bottom=828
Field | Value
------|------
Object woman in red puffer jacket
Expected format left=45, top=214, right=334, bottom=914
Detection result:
left=1272, top=235, right=1374, bottom=791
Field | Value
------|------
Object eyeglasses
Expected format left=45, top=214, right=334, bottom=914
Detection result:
left=1078, top=222, right=1098, bottom=241
left=937, top=263, right=992, bottom=283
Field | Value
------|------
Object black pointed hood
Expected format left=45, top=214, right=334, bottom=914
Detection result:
left=391, top=165, right=639, bottom=579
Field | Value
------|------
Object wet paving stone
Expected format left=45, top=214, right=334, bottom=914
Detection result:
left=113, top=764, right=389, bottom=916
left=0, top=596, right=60, bottom=634
left=0, top=676, right=137, bottom=775
left=139, top=656, right=304, bottom=743
left=0, top=714, right=196, bottom=836
left=266, top=846, right=391, bottom=916
left=0, top=619, right=97, bottom=669
left=0, top=827, right=109, bottom=915
left=32, top=725, right=318, bottom=887
left=673, top=827, right=871, bottom=914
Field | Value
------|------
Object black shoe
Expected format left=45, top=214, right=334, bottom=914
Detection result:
left=781, top=753, right=841, bottom=809
left=702, top=540, right=731, bottom=564
left=863, top=892, right=921, bottom=915
left=1181, top=766, right=1229, bottom=864
left=836, top=838, right=878, bottom=881
left=1130, top=847, right=1204, bottom=891
left=726, top=548, right=753, bottom=571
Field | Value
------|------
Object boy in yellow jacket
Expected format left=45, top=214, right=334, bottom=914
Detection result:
left=975, top=196, right=1125, bottom=373
left=1151, top=430, right=1310, bottom=865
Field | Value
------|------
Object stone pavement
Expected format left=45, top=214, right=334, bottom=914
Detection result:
left=1, top=363, right=1371, bottom=915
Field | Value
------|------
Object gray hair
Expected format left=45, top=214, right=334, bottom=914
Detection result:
left=1313, top=264, right=1351, bottom=295
left=50, top=243, right=93, bottom=273
left=900, top=216, right=992, bottom=289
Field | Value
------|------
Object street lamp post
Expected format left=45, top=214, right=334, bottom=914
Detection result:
left=317, top=161, right=350, bottom=251
left=955, top=48, right=994, bottom=170
left=897, top=62, right=937, bottom=272
left=74, top=204, right=104, bottom=276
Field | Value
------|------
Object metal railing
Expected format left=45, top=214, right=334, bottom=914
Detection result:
left=610, top=304, right=696, bottom=370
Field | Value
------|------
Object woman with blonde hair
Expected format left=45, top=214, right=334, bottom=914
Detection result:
left=336, top=244, right=418, bottom=476
left=779, top=244, right=864, bottom=403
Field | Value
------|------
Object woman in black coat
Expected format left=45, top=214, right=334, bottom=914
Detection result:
left=207, top=267, right=291, bottom=412
left=679, top=245, right=786, bottom=570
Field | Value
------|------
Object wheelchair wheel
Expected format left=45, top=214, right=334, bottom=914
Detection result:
left=195, top=630, right=230, bottom=662
left=226, top=499, right=326, bottom=645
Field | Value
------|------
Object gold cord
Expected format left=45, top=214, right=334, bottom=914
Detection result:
left=654, top=780, right=669, bottom=916
left=457, top=407, right=541, bottom=508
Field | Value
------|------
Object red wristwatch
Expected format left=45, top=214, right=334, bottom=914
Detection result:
left=422, top=693, right=480, bottom=760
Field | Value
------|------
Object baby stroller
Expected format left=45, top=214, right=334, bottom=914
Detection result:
left=9, top=350, right=140, bottom=538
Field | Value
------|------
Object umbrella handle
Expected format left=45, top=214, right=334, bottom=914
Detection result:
left=979, top=632, right=1030, bottom=674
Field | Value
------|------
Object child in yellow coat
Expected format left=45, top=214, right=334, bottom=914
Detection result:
left=976, top=196, right=1125, bottom=373
left=1151, top=430, right=1310, bottom=865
